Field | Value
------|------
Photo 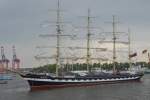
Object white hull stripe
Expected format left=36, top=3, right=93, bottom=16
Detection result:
left=24, top=77, right=139, bottom=83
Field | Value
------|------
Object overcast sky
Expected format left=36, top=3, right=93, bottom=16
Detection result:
left=0, top=0, right=150, bottom=68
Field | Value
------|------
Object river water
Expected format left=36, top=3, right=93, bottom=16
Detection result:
left=0, top=74, right=150, bottom=100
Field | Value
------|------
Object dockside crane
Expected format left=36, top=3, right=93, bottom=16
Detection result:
left=12, top=46, right=20, bottom=70
left=0, top=46, right=9, bottom=72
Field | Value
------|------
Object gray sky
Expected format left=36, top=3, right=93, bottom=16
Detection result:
left=0, top=0, right=150, bottom=68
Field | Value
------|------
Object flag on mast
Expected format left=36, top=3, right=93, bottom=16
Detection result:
left=142, top=49, right=147, bottom=54
left=129, top=53, right=137, bottom=58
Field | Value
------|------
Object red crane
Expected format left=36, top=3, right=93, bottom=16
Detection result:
left=0, top=59, right=3, bottom=73
left=0, top=46, right=9, bottom=72
left=12, top=46, right=20, bottom=70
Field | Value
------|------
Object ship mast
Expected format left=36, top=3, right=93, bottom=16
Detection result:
left=112, top=15, right=117, bottom=74
left=128, top=28, right=132, bottom=70
left=37, top=7, right=107, bottom=74
left=82, top=9, right=107, bottom=72
left=86, top=9, right=91, bottom=72
left=98, top=16, right=126, bottom=73
left=38, top=0, right=72, bottom=77
left=56, top=0, right=61, bottom=77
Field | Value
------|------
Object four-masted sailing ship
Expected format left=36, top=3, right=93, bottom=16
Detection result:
left=20, top=0, right=144, bottom=90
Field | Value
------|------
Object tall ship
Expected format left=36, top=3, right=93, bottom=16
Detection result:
left=20, top=0, right=144, bottom=91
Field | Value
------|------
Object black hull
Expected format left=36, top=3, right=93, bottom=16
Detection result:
left=21, top=73, right=143, bottom=91
left=28, top=78, right=141, bottom=91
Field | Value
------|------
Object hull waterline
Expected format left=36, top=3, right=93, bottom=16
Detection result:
left=22, top=74, right=143, bottom=91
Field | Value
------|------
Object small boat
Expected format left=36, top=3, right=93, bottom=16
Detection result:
left=0, top=74, right=12, bottom=80
left=0, top=73, right=12, bottom=84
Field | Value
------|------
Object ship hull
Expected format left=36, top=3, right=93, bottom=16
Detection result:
left=23, top=74, right=143, bottom=91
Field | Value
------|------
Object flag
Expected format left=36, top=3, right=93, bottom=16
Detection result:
left=129, top=53, right=137, bottom=58
left=142, top=49, right=147, bottom=54
left=148, top=53, right=150, bottom=63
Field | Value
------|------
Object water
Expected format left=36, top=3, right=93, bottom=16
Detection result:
left=0, top=74, right=150, bottom=100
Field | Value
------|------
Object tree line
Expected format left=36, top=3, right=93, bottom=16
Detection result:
left=32, top=62, right=150, bottom=73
